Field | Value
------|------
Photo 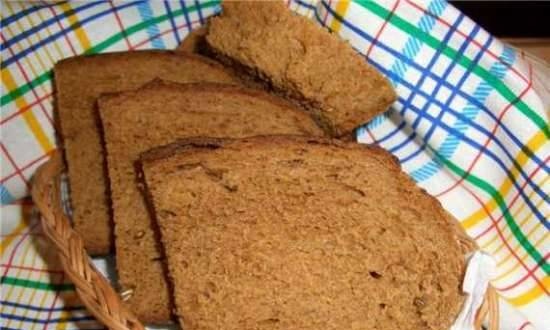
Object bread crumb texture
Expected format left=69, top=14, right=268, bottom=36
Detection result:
left=143, top=136, right=466, bottom=330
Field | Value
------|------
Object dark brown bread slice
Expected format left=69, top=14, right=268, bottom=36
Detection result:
left=98, top=83, right=323, bottom=324
left=206, top=2, right=397, bottom=137
left=54, top=51, right=238, bottom=255
left=141, top=136, right=470, bottom=330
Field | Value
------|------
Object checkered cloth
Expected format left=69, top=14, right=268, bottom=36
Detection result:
left=1, top=1, right=548, bottom=329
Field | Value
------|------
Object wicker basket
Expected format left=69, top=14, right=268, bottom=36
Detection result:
left=31, top=151, right=499, bottom=330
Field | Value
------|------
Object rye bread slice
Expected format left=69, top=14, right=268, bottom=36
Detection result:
left=141, top=136, right=469, bottom=330
left=98, top=82, right=323, bottom=323
left=205, top=2, right=397, bottom=137
left=54, top=50, right=238, bottom=255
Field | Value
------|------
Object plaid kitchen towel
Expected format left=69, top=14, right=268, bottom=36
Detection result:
left=1, top=1, right=548, bottom=329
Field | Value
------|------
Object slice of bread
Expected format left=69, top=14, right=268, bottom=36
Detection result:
left=98, top=82, right=323, bottom=323
left=141, top=136, right=469, bottom=330
left=54, top=51, right=238, bottom=255
left=205, top=2, right=397, bottom=137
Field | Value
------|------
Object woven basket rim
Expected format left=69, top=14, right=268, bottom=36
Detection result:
left=31, top=152, right=498, bottom=330
left=31, top=152, right=144, bottom=330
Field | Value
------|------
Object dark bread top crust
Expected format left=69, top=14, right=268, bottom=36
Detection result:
left=54, top=50, right=239, bottom=258
left=140, top=135, right=394, bottom=166
left=206, top=2, right=397, bottom=137
left=140, top=136, right=228, bottom=164
left=55, top=49, right=224, bottom=72
left=141, top=135, right=469, bottom=330
left=99, top=79, right=320, bottom=127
